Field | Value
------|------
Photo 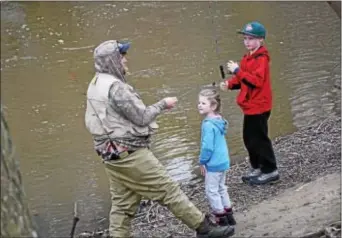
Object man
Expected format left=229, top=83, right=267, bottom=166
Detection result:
left=84, top=40, right=235, bottom=238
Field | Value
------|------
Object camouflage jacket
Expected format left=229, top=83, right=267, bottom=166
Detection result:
left=85, top=72, right=167, bottom=151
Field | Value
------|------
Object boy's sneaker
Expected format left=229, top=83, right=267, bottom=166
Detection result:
left=248, top=170, right=280, bottom=185
left=196, top=214, right=235, bottom=238
left=241, top=168, right=261, bottom=183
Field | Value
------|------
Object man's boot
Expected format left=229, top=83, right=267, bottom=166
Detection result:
left=196, top=215, right=235, bottom=238
left=224, top=208, right=236, bottom=226
left=213, top=213, right=229, bottom=226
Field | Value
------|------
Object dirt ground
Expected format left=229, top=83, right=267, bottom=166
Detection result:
left=78, top=116, right=341, bottom=238
left=79, top=172, right=341, bottom=238
left=234, top=172, right=341, bottom=237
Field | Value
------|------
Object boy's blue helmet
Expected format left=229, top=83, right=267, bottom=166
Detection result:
left=237, top=21, right=266, bottom=39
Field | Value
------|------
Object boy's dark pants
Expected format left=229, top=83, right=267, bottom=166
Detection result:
left=243, top=111, right=277, bottom=173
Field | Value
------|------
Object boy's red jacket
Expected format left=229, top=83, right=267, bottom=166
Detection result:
left=225, top=46, right=272, bottom=115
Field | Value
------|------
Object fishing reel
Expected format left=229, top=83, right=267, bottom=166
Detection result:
left=202, top=64, right=231, bottom=89
left=219, top=65, right=226, bottom=79
left=219, top=64, right=233, bottom=78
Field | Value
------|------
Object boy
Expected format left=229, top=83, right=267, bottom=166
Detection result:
left=220, top=21, right=280, bottom=185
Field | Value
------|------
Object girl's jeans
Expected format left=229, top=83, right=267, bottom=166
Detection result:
left=205, top=171, right=232, bottom=213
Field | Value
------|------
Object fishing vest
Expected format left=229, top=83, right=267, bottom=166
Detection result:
left=85, top=73, right=117, bottom=136
left=84, top=73, right=159, bottom=142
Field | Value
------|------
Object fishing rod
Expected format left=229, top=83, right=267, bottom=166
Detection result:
left=178, top=2, right=230, bottom=100
left=208, top=1, right=228, bottom=82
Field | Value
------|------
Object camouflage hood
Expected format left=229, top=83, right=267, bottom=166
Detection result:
left=93, top=40, right=126, bottom=82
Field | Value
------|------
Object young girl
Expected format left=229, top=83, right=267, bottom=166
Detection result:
left=198, top=88, right=236, bottom=226
left=219, top=21, right=279, bottom=185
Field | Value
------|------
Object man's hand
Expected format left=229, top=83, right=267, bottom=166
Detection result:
left=200, top=165, right=206, bottom=176
left=227, top=60, right=239, bottom=74
left=220, top=81, right=228, bottom=92
left=164, top=97, right=178, bottom=109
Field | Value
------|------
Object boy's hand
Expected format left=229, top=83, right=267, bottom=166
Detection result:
left=200, top=165, right=206, bottom=176
left=227, top=61, right=239, bottom=74
left=220, top=81, right=228, bottom=92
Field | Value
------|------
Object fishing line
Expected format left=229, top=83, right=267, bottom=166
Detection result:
left=208, top=1, right=227, bottom=82
left=209, top=1, right=220, bottom=62
left=173, top=1, right=230, bottom=177
left=178, top=1, right=227, bottom=101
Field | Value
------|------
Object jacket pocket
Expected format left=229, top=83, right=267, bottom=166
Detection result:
left=246, top=87, right=253, bottom=101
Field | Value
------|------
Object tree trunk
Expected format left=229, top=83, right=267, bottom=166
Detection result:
left=1, top=105, right=39, bottom=237
left=327, top=1, right=341, bottom=18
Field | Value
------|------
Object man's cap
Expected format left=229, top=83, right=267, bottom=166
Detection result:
left=237, top=21, right=266, bottom=39
left=93, top=40, right=131, bottom=58
left=118, top=41, right=131, bottom=54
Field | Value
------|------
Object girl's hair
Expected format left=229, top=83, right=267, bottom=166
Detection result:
left=199, top=88, right=222, bottom=113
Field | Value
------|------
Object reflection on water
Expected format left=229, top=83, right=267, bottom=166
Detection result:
left=1, top=1, right=340, bottom=237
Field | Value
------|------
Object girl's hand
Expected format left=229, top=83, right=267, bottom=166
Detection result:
left=200, top=165, right=206, bottom=176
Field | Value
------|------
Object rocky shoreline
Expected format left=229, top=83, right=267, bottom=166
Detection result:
left=77, top=115, right=341, bottom=238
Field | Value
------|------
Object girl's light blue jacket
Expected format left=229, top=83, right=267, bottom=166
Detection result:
left=199, top=117, right=230, bottom=172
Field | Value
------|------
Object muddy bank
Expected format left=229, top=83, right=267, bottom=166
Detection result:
left=235, top=172, right=340, bottom=237
left=77, top=115, right=341, bottom=238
